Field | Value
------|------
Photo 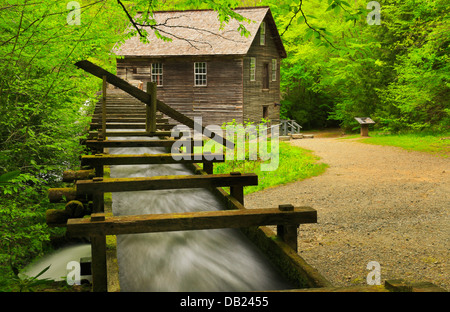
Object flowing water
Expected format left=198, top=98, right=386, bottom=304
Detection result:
left=23, top=244, right=91, bottom=282
left=108, top=133, right=291, bottom=292
left=25, top=132, right=291, bottom=291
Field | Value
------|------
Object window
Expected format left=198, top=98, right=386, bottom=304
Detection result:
left=262, top=63, right=269, bottom=89
left=250, top=57, right=256, bottom=81
left=260, top=22, right=266, bottom=45
left=151, top=63, right=163, bottom=86
left=194, top=62, right=207, bottom=86
left=272, top=59, right=277, bottom=81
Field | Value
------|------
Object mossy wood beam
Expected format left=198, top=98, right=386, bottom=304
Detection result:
left=80, top=153, right=224, bottom=167
left=89, top=123, right=175, bottom=130
left=84, top=139, right=204, bottom=149
left=91, top=117, right=167, bottom=123
left=75, top=173, right=257, bottom=194
left=91, top=114, right=162, bottom=119
left=87, top=130, right=173, bottom=138
left=66, top=207, right=316, bottom=237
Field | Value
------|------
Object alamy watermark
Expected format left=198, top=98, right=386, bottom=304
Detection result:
left=67, top=1, right=81, bottom=25
left=66, top=261, right=81, bottom=285
left=367, top=1, right=381, bottom=25
left=367, top=261, right=381, bottom=285
left=170, top=117, right=280, bottom=172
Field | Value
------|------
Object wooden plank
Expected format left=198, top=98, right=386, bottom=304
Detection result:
left=88, top=130, right=173, bottom=138
left=85, top=139, right=203, bottom=149
left=67, top=207, right=317, bottom=236
left=89, top=123, right=175, bottom=130
left=75, top=60, right=234, bottom=149
left=76, top=173, right=258, bottom=194
left=92, top=114, right=162, bottom=119
left=81, top=153, right=224, bottom=167
left=91, top=118, right=168, bottom=123
left=63, top=170, right=95, bottom=182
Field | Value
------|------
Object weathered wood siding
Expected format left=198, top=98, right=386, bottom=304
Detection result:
left=243, top=17, right=281, bottom=123
left=117, top=56, right=244, bottom=127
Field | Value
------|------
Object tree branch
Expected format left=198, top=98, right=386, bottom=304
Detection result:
left=281, top=0, right=338, bottom=49
left=116, top=0, right=146, bottom=38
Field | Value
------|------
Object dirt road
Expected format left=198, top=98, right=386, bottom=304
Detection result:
left=245, top=136, right=449, bottom=290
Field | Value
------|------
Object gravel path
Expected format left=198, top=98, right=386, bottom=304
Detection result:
left=245, top=136, right=449, bottom=290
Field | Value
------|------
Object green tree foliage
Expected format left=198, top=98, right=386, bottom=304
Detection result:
left=0, top=0, right=127, bottom=281
left=374, top=0, right=449, bottom=132
left=264, top=0, right=448, bottom=132
left=0, top=0, right=266, bottom=287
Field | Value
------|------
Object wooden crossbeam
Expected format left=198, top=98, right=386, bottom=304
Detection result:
left=67, top=207, right=317, bottom=236
left=89, top=123, right=175, bottom=130
left=91, top=118, right=168, bottom=123
left=94, top=107, right=146, bottom=111
left=81, top=153, right=224, bottom=167
left=85, top=139, right=203, bottom=148
left=76, top=173, right=257, bottom=194
left=92, top=114, right=163, bottom=119
left=75, top=60, right=234, bottom=149
left=88, top=130, right=173, bottom=138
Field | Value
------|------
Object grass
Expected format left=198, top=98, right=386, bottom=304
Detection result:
left=202, top=140, right=328, bottom=195
left=339, top=131, right=450, bottom=158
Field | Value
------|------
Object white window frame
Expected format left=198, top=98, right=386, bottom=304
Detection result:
left=194, top=62, right=207, bottom=86
left=260, top=21, right=266, bottom=46
left=250, top=57, right=256, bottom=81
left=272, top=59, right=277, bottom=82
left=151, top=63, right=163, bottom=86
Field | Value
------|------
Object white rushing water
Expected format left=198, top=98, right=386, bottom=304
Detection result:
left=109, top=134, right=291, bottom=292
left=24, top=132, right=291, bottom=291
left=23, top=244, right=91, bottom=282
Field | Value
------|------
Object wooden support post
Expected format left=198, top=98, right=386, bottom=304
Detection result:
left=203, top=152, right=213, bottom=174
left=146, top=82, right=157, bottom=134
left=229, top=172, right=244, bottom=205
left=101, top=76, right=107, bottom=141
left=360, top=124, right=369, bottom=137
left=277, top=204, right=299, bottom=252
left=93, top=154, right=104, bottom=178
left=92, top=178, right=104, bottom=213
left=90, top=213, right=107, bottom=292
left=203, top=161, right=213, bottom=174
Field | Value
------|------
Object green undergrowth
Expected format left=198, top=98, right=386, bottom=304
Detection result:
left=198, top=140, right=328, bottom=195
left=340, top=131, right=450, bottom=157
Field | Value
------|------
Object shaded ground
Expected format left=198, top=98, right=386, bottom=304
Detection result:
left=246, top=133, right=449, bottom=290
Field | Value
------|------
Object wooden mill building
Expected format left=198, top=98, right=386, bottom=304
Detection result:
left=113, top=6, right=287, bottom=126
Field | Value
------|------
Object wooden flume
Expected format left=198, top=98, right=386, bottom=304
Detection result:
left=45, top=61, right=441, bottom=293
left=46, top=64, right=320, bottom=292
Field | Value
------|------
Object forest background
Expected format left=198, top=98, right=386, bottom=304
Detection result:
left=0, top=0, right=448, bottom=288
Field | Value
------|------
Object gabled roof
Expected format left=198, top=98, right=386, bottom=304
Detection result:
left=114, top=7, right=286, bottom=58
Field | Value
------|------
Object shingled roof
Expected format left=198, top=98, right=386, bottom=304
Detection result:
left=113, top=6, right=286, bottom=58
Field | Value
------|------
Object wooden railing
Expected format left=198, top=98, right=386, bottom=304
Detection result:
left=272, top=119, right=302, bottom=136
